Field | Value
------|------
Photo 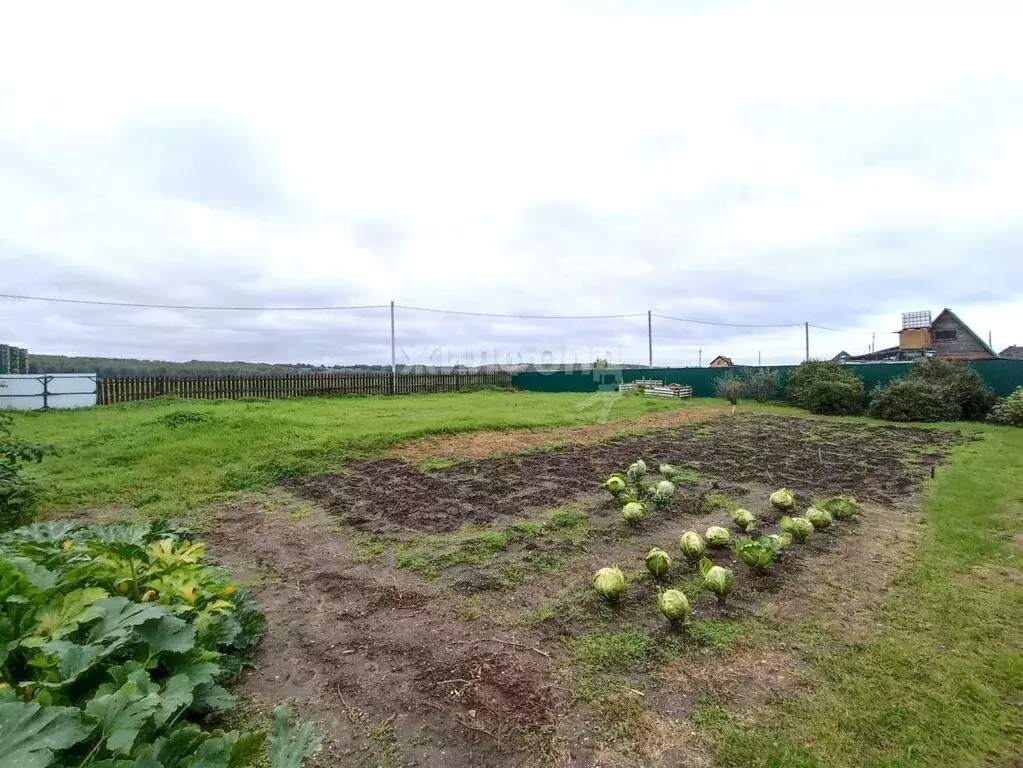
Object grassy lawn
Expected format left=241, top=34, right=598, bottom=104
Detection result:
left=710, top=420, right=1023, bottom=768
left=9, top=390, right=697, bottom=518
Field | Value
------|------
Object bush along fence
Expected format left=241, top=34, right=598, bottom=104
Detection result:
left=98, top=370, right=512, bottom=404
left=512, top=358, right=1023, bottom=398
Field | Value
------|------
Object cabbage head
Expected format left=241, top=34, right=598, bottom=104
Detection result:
left=627, top=460, right=647, bottom=483
left=779, top=515, right=813, bottom=541
left=652, top=480, right=676, bottom=509
left=601, top=474, right=627, bottom=496
left=805, top=506, right=834, bottom=530
left=705, top=526, right=731, bottom=548
left=735, top=538, right=776, bottom=569
left=645, top=547, right=672, bottom=577
left=622, top=501, right=647, bottom=523
left=592, top=565, right=627, bottom=599
left=657, top=589, right=691, bottom=623
left=819, top=495, right=857, bottom=519
left=679, top=531, right=706, bottom=561
left=731, top=508, right=757, bottom=531
left=770, top=488, right=796, bottom=510
left=659, top=463, right=678, bottom=478
left=761, top=532, right=793, bottom=552
left=699, top=557, right=735, bottom=603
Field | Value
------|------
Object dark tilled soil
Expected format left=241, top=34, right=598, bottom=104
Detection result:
left=205, top=501, right=557, bottom=768
left=289, top=415, right=963, bottom=533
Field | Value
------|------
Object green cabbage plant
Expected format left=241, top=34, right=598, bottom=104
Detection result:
left=645, top=547, right=672, bottom=577
left=731, top=508, right=757, bottom=531
left=651, top=480, right=675, bottom=509
left=705, top=526, right=730, bottom=548
left=770, top=488, right=796, bottom=510
left=659, top=463, right=678, bottom=478
left=779, top=515, right=814, bottom=541
left=735, top=538, right=777, bottom=570
left=819, top=495, right=858, bottom=519
left=601, top=473, right=627, bottom=496
left=699, top=557, right=735, bottom=603
left=679, top=531, right=706, bottom=561
left=627, top=460, right=647, bottom=483
left=657, top=589, right=691, bottom=624
left=592, top=565, right=627, bottom=600
left=622, top=501, right=647, bottom=523
left=761, top=532, right=793, bottom=552
left=806, top=506, right=834, bottom=530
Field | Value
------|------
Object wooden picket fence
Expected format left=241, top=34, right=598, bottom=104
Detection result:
left=97, top=370, right=512, bottom=405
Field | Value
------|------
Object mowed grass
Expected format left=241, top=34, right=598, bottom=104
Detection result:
left=709, top=421, right=1023, bottom=768
left=9, top=390, right=696, bottom=518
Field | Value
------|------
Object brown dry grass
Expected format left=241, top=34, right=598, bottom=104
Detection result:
left=389, top=405, right=723, bottom=462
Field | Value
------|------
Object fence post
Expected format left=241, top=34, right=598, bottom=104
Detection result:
left=648, top=310, right=653, bottom=368
left=390, top=300, right=396, bottom=395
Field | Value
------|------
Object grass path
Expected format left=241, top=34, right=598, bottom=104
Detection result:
left=710, top=421, right=1023, bottom=767
left=11, top=390, right=701, bottom=519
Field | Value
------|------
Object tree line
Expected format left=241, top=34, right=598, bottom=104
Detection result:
left=29, top=355, right=394, bottom=378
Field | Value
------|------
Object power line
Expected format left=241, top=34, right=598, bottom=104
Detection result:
left=0, top=293, right=388, bottom=312
left=395, top=304, right=646, bottom=320
left=0, top=316, right=359, bottom=334
left=653, top=313, right=803, bottom=329
left=808, top=323, right=869, bottom=333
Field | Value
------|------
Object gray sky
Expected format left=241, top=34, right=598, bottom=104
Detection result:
left=1, top=0, right=1021, bottom=367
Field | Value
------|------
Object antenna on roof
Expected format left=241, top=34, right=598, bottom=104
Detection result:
left=901, top=310, right=931, bottom=329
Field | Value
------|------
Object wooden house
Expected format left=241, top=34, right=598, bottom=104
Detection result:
left=998, top=345, right=1023, bottom=359
left=838, top=308, right=997, bottom=363
left=708, top=355, right=733, bottom=368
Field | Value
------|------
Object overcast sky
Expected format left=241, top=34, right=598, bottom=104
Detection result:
left=1, top=0, right=1021, bottom=368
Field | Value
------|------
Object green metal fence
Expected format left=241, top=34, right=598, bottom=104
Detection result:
left=513, top=359, right=1023, bottom=398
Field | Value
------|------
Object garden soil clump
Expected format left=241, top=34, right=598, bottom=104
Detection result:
left=291, top=415, right=962, bottom=533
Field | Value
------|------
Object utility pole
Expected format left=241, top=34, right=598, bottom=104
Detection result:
left=698, top=348, right=702, bottom=367
left=804, top=322, right=810, bottom=362
left=758, top=350, right=761, bottom=367
left=989, top=330, right=993, bottom=349
left=647, top=310, right=653, bottom=368
left=390, top=300, right=396, bottom=395
left=871, top=332, right=875, bottom=354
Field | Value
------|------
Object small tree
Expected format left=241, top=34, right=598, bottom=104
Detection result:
left=0, top=396, right=49, bottom=531
left=592, top=358, right=609, bottom=369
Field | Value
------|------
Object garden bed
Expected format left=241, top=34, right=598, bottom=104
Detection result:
left=207, top=415, right=963, bottom=766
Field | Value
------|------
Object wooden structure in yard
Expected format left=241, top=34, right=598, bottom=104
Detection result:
left=618, top=379, right=693, bottom=398
left=97, top=370, right=511, bottom=405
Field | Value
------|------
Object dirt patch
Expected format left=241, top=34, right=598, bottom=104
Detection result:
left=290, top=415, right=963, bottom=534
left=204, top=499, right=558, bottom=767
left=390, top=405, right=722, bottom=462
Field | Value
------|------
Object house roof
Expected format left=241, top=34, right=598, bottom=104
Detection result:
left=999, top=345, right=1023, bottom=359
left=932, top=308, right=998, bottom=358
left=709, top=355, right=733, bottom=365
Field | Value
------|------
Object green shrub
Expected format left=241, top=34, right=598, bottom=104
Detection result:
left=740, top=368, right=782, bottom=402
left=868, top=378, right=961, bottom=422
left=714, top=376, right=743, bottom=404
left=787, top=361, right=864, bottom=414
left=0, top=520, right=320, bottom=766
left=715, top=369, right=783, bottom=404
left=988, top=386, right=1023, bottom=427
left=906, top=358, right=996, bottom=420
left=0, top=409, right=49, bottom=531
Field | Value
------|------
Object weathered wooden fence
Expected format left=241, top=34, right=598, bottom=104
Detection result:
left=97, top=370, right=512, bottom=405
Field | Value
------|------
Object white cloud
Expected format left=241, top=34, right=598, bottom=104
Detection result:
left=0, top=0, right=1021, bottom=366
